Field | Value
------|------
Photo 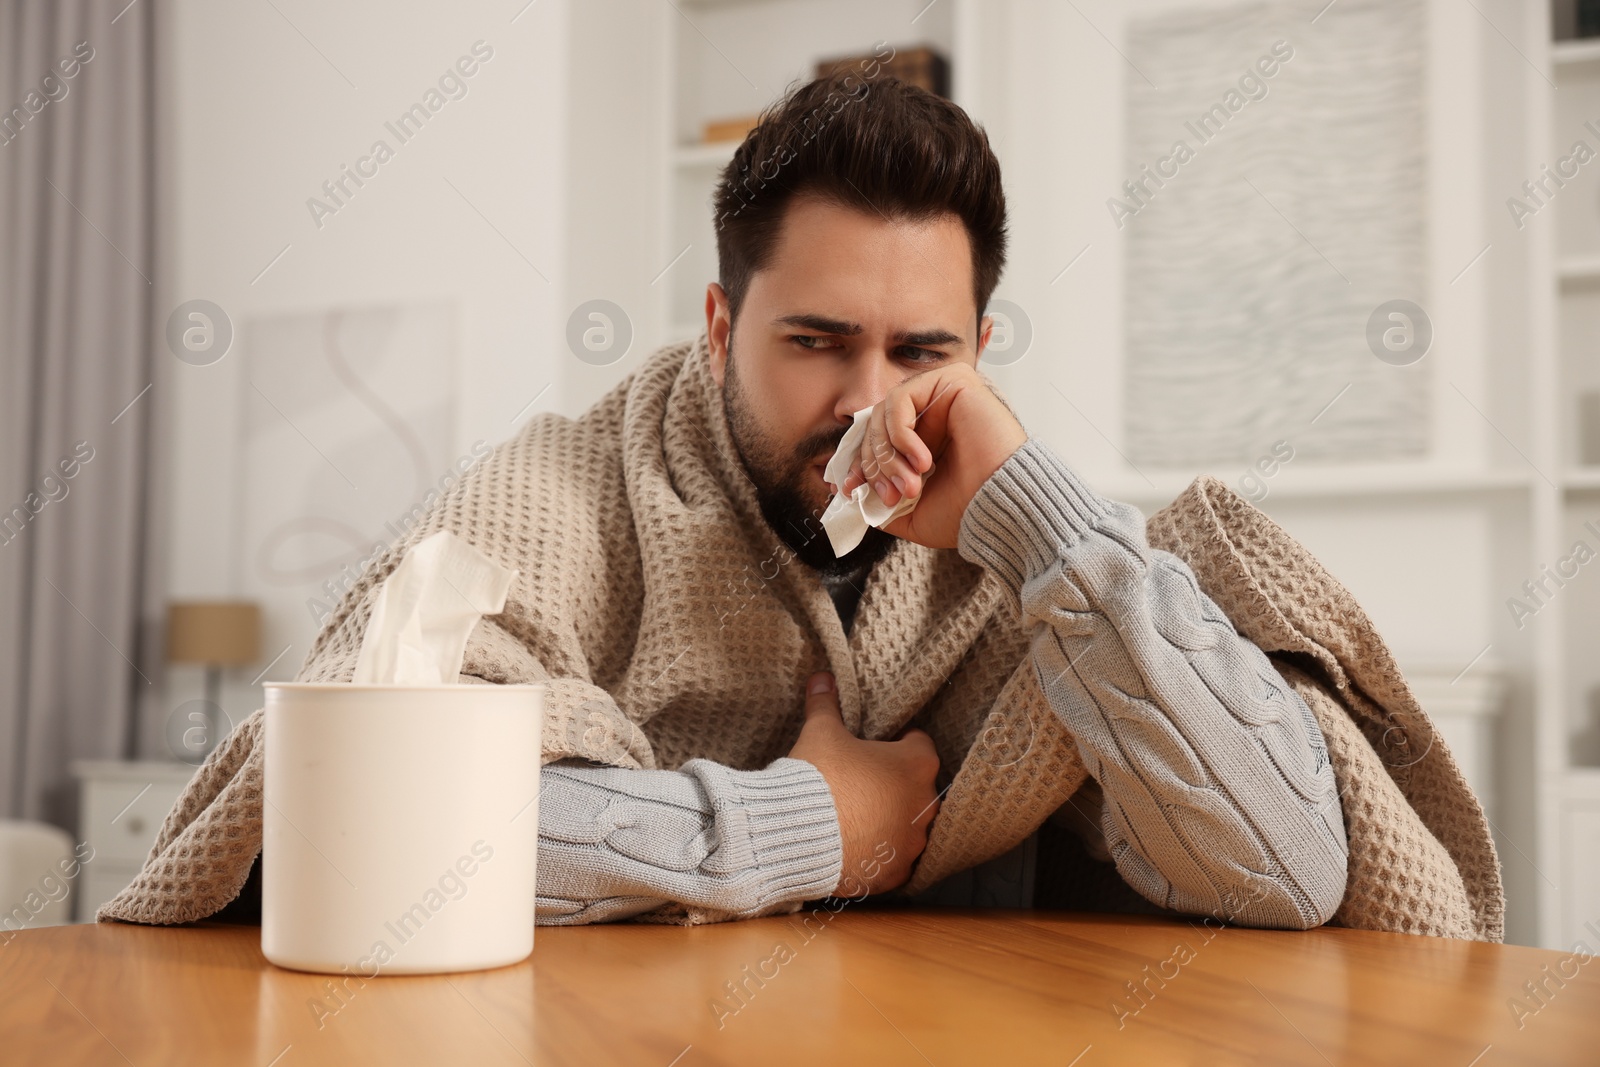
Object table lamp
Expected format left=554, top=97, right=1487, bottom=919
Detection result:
left=166, top=601, right=261, bottom=755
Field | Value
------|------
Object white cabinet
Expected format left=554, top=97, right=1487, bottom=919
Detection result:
left=1408, top=671, right=1506, bottom=822
left=71, top=761, right=197, bottom=922
left=1560, top=775, right=1600, bottom=950
left=1549, top=34, right=1600, bottom=950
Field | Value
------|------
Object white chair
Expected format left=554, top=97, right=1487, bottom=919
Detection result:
left=0, top=820, right=75, bottom=932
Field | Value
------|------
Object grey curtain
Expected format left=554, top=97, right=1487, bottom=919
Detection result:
left=0, top=0, right=160, bottom=826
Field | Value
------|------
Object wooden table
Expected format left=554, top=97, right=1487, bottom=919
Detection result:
left=3, top=910, right=1596, bottom=1065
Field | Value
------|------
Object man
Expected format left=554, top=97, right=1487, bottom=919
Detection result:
left=515, top=72, right=1348, bottom=928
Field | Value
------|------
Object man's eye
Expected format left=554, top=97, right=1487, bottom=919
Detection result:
left=897, top=346, right=943, bottom=364
left=791, top=335, right=834, bottom=350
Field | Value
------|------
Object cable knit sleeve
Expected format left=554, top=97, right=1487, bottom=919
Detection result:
left=534, top=757, right=843, bottom=925
left=957, top=438, right=1349, bottom=929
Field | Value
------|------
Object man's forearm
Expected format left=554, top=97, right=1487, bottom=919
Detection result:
left=535, top=757, right=843, bottom=925
left=957, top=438, right=1349, bottom=929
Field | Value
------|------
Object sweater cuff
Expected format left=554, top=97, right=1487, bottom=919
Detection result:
left=957, top=437, right=1113, bottom=591
left=691, top=756, right=843, bottom=909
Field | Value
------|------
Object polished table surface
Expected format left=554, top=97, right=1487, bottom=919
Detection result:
left=2, top=909, right=1596, bottom=1066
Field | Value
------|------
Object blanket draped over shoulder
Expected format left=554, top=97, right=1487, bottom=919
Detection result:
left=98, top=338, right=1502, bottom=941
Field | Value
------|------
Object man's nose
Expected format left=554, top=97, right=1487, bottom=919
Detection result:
left=833, top=352, right=893, bottom=422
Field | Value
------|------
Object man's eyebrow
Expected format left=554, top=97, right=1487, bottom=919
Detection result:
left=774, top=313, right=863, bottom=335
left=902, top=327, right=960, bottom=348
left=773, top=314, right=966, bottom=349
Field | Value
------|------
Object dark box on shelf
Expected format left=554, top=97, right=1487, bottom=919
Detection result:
left=1554, top=0, right=1600, bottom=40
left=815, top=45, right=950, bottom=99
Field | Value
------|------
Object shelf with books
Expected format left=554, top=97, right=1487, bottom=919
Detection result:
left=657, top=0, right=965, bottom=343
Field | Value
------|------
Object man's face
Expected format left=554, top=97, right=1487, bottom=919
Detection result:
left=706, top=194, right=991, bottom=574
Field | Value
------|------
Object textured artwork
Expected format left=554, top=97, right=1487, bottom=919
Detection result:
left=237, top=303, right=460, bottom=648
left=1121, top=0, right=1428, bottom=466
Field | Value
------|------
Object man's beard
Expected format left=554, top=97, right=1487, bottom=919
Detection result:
left=722, top=348, right=895, bottom=577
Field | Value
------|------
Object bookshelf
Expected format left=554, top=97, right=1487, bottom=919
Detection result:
left=657, top=0, right=971, bottom=345
left=1550, top=7, right=1600, bottom=953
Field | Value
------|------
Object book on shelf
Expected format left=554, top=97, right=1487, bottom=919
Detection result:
left=701, top=115, right=760, bottom=145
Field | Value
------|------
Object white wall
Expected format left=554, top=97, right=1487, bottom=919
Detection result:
left=147, top=0, right=571, bottom=754
left=978, top=0, right=1506, bottom=662
left=561, top=0, right=668, bottom=415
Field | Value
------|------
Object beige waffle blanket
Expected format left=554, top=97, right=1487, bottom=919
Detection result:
left=99, top=338, right=1502, bottom=940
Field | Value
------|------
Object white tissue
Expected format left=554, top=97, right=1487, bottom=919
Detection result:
left=352, top=530, right=519, bottom=685
left=820, top=405, right=929, bottom=557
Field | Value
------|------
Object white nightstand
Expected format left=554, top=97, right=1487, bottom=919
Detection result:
left=1406, top=669, right=1505, bottom=822
left=70, top=760, right=198, bottom=922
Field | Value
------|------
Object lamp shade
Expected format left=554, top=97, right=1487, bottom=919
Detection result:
left=166, top=601, right=261, bottom=666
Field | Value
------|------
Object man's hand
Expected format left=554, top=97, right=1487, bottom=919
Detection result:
left=835, top=362, right=1028, bottom=550
left=786, top=672, right=940, bottom=897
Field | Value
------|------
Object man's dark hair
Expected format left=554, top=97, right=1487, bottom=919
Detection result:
left=713, top=72, right=1007, bottom=323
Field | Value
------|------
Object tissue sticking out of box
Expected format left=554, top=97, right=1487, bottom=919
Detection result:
left=819, top=405, right=931, bottom=558
left=351, top=530, right=519, bottom=685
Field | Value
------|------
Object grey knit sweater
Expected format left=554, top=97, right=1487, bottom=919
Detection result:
left=536, top=439, right=1349, bottom=927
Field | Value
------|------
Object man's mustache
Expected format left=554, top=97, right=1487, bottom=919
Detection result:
left=794, top=427, right=849, bottom=471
